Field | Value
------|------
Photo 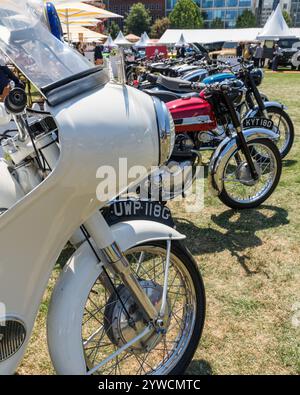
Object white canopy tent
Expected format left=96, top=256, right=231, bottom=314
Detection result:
left=104, top=35, right=118, bottom=48
left=114, top=31, right=131, bottom=46
left=257, top=4, right=296, bottom=40
left=175, top=33, right=189, bottom=47
left=135, top=32, right=150, bottom=47
left=159, top=27, right=300, bottom=45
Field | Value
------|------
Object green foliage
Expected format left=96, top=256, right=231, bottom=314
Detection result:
left=282, top=10, right=292, bottom=27
left=108, top=21, right=120, bottom=39
left=211, top=17, right=224, bottom=29
left=124, top=2, right=151, bottom=36
left=236, top=9, right=257, bottom=28
left=150, top=17, right=171, bottom=39
left=169, top=0, right=204, bottom=29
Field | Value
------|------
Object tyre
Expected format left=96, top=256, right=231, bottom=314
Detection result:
left=266, top=106, right=294, bottom=158
left=218, top=138, right=282, bottom=210
left=50, top=241, right=206, bottom=375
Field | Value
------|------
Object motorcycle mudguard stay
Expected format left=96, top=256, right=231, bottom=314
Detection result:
left=208, top=127, right=279, bottom=195
left=0, top=82, right=159, bottom=374
left=245, top=101, right=287, bottom=119
left=47, top=220, right=185, bottom=375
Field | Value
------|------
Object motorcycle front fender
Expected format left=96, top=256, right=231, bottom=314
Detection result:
left=245, top=101, right=287, bottom=119
left=208, top=128, right=279, bottom=196
left=47, top=220, right=185, bottom=374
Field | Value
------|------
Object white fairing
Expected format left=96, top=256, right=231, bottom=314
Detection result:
left=0, top=159, right=24, bottom=209
left=0, top=103, right=11, bottom=126
left=0, top=82, right=159, bottom=374
left=47, top=220, right=185, bottom=375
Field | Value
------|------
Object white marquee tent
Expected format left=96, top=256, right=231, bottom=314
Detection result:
left=159, top=28, right=300, bottom=45
left=159, top=5, right=300, bottom=45
left=257, top=4, right=296, bottom=40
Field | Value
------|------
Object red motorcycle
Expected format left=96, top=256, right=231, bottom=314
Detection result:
left=150, top=79, right=282, bottom=210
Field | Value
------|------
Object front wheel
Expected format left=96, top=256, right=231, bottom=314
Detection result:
left=218, top=138, right=282, bottom=210
left=49, top=241, right=206, bottom=375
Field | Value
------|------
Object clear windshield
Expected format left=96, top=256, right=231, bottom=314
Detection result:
left=0, top=0, right=93, bottom=90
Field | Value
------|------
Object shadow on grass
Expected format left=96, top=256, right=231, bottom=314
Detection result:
left=282, top=159, right=298, bottom=168
left=186, top=359, right=213, bottom=375
left=175, top=205, right=289, bottom=275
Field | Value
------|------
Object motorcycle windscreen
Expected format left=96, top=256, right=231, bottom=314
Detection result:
left=0, top=0, right=93, bottom=92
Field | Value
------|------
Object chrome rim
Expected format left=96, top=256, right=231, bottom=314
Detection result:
left=82, top=245, right=197, bottom=375
left=268, top=112, right=290, bottom=154
left=223, top=142, right=277, bottom=204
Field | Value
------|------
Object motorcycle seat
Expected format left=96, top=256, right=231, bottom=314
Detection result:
left=156, top=75, right=193, bottom=93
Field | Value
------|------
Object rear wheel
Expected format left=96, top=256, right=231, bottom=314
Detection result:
left=218, top=138, right=282, bottom=210
left=266, top=106, right=294, bottom=158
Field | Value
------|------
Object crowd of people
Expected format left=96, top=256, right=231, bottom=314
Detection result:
left=236, top=41, right=282, bottom=71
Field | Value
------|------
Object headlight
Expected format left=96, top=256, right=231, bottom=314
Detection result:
left=152, top=97, right=175, bottom=165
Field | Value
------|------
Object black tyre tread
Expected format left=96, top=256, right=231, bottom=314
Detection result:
left=141, top=240, right=206, bottom=375
left=266, top=106, right=294, bottom=158
left=218, top=138, right=282, bottom=210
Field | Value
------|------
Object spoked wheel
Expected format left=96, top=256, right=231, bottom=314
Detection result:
left=218, top=138, right=282, bottom=209
left=266, top=106, right=294, bottom=159
left=82, top=241, right=205, bottom=375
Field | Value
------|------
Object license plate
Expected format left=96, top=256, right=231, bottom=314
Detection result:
left=103, top=200, right=175, bottom=227
left=243, top=117, right=274, bottom=130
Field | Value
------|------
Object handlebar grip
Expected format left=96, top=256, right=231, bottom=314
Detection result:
left=4, top=88, right=27, bottom=114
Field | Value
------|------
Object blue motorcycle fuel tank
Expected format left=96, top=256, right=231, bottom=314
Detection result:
left=203, top=72, right=235, bottom=85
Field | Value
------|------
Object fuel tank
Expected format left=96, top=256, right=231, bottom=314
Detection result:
left=202, top=72, right=235, bottom=85
left=167, top=96, right=217, bottom=133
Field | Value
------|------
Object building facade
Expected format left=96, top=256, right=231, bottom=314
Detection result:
left=291, top=0, right=300, bottom=26
left=256, top=0, right=291, bottom=26
left=166, top=0, right=256, bottom=28
left=104, top=1, right=165, bottom=23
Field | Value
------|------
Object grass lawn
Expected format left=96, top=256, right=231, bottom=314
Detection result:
left=18, top=72, right=300, bottom=375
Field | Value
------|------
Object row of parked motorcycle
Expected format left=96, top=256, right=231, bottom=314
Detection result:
left=0, top=1, right=294, bottom=376
left=125, top=54, right=294, bottom=210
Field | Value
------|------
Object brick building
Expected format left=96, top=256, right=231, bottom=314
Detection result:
left=104, top=1, right=166, bottom=23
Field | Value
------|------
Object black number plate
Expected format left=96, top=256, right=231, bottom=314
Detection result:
left=103, top=200, right=175, bottom=228
left=243, top=117, right=274, bottom=130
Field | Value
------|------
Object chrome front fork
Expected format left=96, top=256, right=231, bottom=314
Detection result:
left=83, top=212, right=159, bottom=323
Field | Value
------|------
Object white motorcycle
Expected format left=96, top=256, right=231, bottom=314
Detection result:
left=0, top=1, right=205, bottom=375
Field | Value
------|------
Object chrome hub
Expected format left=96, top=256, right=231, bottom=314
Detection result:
left=104, top=281, right=170, bottom=355
left=236, top=160, right=261, bottom=186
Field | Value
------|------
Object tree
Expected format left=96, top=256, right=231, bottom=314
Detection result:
left=150, top=17, right=171, bottom=39
left=282, top=10, right=292, bottom=27
left=169, top=0, right=204, bottom=29
left=211, top=17, right=224, bottom=29
left=124, top=3, right=151, bottom=36
left=236, top=10, right=257, bottom=28
left=108, top=21, right=120, bottom=39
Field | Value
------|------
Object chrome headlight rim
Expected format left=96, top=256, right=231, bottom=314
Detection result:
left=152, top=97, right=175, bottom=166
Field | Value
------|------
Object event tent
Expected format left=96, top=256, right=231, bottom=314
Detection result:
left=257, top=4, right=296, bottom=40
left=114, top=31, right=131, bottom=45
left=104, top=35, right=118, bottom=47
left=159, top=27, right=300, bottom=45
left=175, top=33, right=189, bottom=47
left=62, top=24, right=107, bottom=41
left=135, top=32, right=150, bottom=47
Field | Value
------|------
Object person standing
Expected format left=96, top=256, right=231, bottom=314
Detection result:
left=236, top=42, right=243, bottom=58
left=272, top=44, right=281, bottom=72
left=254, top=43, right=263, bottom=68
left=94, top=43, right=104, bottom=66
left=260, top=44, right=267, bottom=68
